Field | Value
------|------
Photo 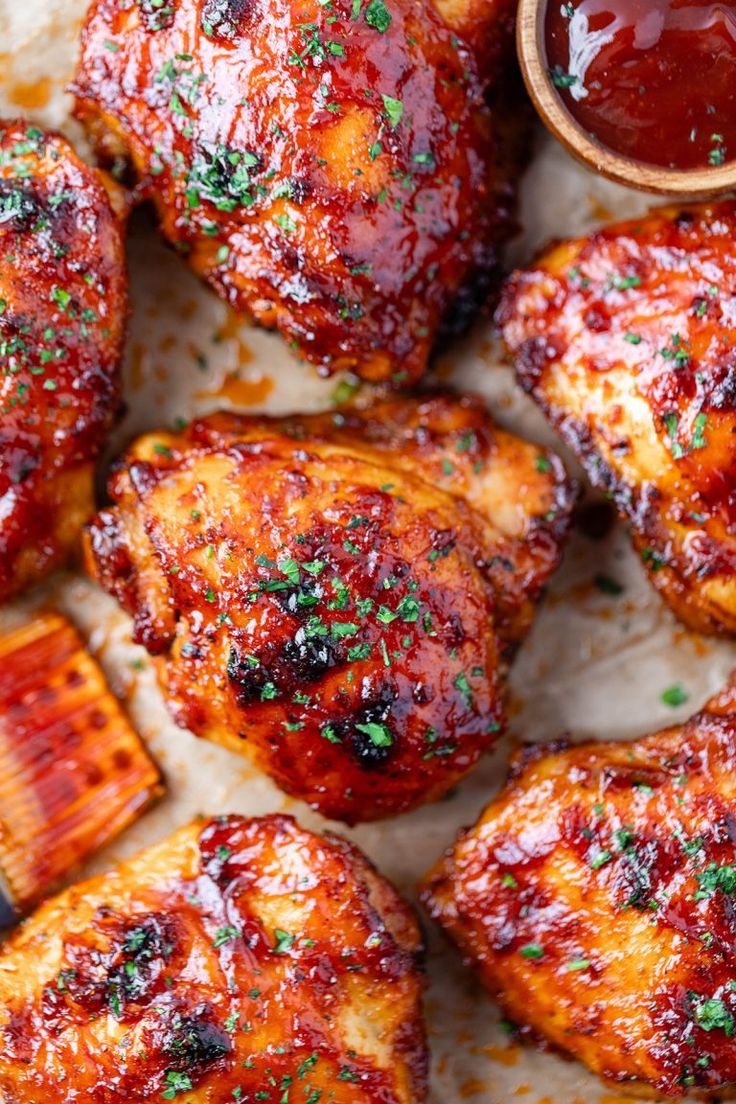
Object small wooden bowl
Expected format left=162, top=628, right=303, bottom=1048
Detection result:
left=516, top=0, right=736, bottom=196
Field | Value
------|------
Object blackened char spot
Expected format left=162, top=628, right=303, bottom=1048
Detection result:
left=227, top=646, right=269, bottom=703
left=201, top=0, right=258, bottom=38
left=275, top=581, right=323, bottom=618
left=619, top=839, right=657, bottom=910
left=285, top=177, right=312, bottom=204
left=331, top=685, right=398, bottom=768
left=673, top=210, right=695, bottom=230
left=0, top=183, right=41, bottom=230
left=514, top=336, right=560, bottom=393
left=107, top=915, right=176, bottom=1007
left=438, top=251, right=500, bottom=346
left=165, top=1007, right=232, bottom=1067
left=227, top=622, right=337, bottom=704
left=280, top=627, right=336, bottom=682
left=46, top=913, right=177, bottom=1022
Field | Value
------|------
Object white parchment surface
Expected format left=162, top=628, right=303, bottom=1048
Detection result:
left=1, top=4, right=733, bottom=1101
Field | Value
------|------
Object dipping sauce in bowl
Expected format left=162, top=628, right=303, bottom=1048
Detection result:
left=545, top=1, right=736, bottom=170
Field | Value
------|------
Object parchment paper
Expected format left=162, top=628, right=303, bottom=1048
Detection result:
left=1, top=4, right=733, bottom=1101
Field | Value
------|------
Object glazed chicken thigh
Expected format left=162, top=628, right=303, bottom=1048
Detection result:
left=0, top=813, right=427, bottom=1104
left=500, top=202, right=736, bottom=635
left=0, top=121, right=126, bottom=602
left=73, top=0, right=518, bottom=382
left=85, top=392, right=572, bottom=822
left=423, top=677, right=736, bottom=1098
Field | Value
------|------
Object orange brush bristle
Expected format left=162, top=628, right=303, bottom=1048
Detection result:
left=0, top=612, right=163, bottom=921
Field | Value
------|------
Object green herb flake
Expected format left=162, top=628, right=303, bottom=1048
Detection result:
left=691, top=995, right=735, bottom=1036
left=549, top=64, right=577, bottom=88
left=365, top=0, right=391, bottom=31
left=662, top=684, right=688, bottom=708
left=212, top=926, right=241, bottom=948
left=354, top=721, right=393, bottom=748
left=519, top=943, right=544, bottom=959
left=594, top=573, right=623, bottom=596
left=565, top=958, right=591, bottom=972
left=273, top=929, right=295, bottom=954
left=694, top=863, right=736, bottom=902
left=381, top=93, right=403, bottom=127
left=162, top=1071, right=194, bottom=1099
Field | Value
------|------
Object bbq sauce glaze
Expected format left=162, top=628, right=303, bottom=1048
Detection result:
left=545, top=1, right=736, bottom=169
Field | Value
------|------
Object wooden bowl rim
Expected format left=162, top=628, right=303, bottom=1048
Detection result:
left=516, top=0, right=736, bottom=197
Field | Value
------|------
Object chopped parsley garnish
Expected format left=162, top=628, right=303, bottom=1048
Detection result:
left=453, top=671, right=474, bottom=708
left=661, top=684, right=688, bottom=707
left=381, top=93, right=403, bottom=127
left=365, top=0, right=391, bottom=31
left=212, top=926, right=241, bottom=948
left=354, top=721, right=393, bottom=747
left=273, top=929, right=295, bottom=954
left=594, top=573, right=623, bottom=596
left=519, top=943, right=544, bottom=959
left=690, top=995, right=735, bottom=1036
left=694, top=863, right=736, bottom=901
left=549, top=64, right=577, bottom=88
left=565, top=958, right=591, bottom=971
left=162, top=1071, right=194, bottom=1099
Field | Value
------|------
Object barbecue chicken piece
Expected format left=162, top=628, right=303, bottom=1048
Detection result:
left=85, top=391, right=573, bottom=822
left=499, top=202, right=736, bottom=636
left=0, top=813, right=427, bottom=1104
left=422, top=676, right=736, bottom=1098
left=73, top=0, right=519, bottom=383
left=0, top=120, right=127, bottom=602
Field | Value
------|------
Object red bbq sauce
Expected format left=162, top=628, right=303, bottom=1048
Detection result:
left=545, top=1, right=736, bottom=169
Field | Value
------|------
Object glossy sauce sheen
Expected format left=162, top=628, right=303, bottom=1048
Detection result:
left=84, top=393, right=573, bottom=822
left=499, top=201, right=736, bottom=637
left=0, top=122, right=126, bottom=600
left=73, top=0, right=517, bottom=382
left=545, top=0, right=736, bottom=169
left=422, top=678, right=736, bottom=1097
left=0, top=814, right=427, bottom=1103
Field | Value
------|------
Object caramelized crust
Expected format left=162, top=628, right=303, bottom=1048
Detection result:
left=499, top=202, right=736, bottom=636
left=0, top=121, right=127, bottom=602
left=84, top=392, right=573, bottom=822
left=0, top=613, right=162, bottom=919
left=0, top=814, right=427, bottom=1104
left=422, top=677, right=736, bottom=1098
left=73, top=0, right=518, bottom=382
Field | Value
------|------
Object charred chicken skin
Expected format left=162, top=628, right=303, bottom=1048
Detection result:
left=73, top=0, right=517, bottom=383
left=0, top=813, right=427, bottom=1104
left=499, top=202, right=736, bottom=636
left=0, top=121, right=127, bottom=603
left=85, top=392, right=572, bottom=822
left=422, top=676, right=736, bottom=1098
